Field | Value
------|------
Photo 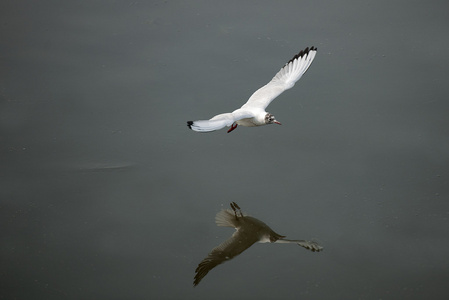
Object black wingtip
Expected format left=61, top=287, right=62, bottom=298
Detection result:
left=286, top=46, right=318, bottom=65
left=304, top=46, right=317, bottom=53
left=187, top=121, right=193, bottom=129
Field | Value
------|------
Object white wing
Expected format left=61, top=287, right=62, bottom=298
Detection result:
left=241, top=46, right=317, bottom=110
left=187, top=110, right=254, bottom=132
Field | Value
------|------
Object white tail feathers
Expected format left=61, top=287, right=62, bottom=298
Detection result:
left=215, top=209, right=241, bottom=227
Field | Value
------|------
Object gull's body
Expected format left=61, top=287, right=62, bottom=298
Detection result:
left=193, top=202, right=323, bottom=286
left=187, top=46, right=317, bottom=133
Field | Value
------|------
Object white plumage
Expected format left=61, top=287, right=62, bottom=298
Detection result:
left=187, top=46, right=317, bottom=133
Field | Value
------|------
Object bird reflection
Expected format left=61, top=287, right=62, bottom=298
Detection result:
left=194, top=202, right=323, bottom=286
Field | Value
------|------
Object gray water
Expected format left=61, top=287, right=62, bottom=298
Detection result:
left=1, top=1, right=449, bottom=299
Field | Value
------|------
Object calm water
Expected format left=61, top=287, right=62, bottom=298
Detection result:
left=2, top=1, right=449, bottom=299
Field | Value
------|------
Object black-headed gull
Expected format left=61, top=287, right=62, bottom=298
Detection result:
left=187, top=46, right=317, bottom=133
left=193, top=202, right=322, bottom=286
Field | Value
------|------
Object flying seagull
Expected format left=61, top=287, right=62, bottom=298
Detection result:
left=193, top=202, right=323, bottom=286
left=187, top=46, right=317, bottom=133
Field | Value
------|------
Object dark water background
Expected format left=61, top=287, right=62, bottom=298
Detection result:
left=1, top=1, right=449, bottom=299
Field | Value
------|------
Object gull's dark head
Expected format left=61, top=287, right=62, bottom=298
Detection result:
left=269, top=231, right=286, bottom=243
left=265, top=113, right=281, bottom=125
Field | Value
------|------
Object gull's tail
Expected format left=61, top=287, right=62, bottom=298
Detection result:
left=215, top=208, right=247, bottom=228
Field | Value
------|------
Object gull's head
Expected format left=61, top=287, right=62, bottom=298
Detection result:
left=269, top=232, right=286, bottom=243
left=265, top=113, right=281, bottom=125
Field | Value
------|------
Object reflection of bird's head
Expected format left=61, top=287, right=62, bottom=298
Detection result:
left=270, top=231, right=286, bottom=243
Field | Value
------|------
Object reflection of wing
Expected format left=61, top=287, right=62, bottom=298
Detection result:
left=275, top=239, right=323, bottom=252
left=193, top=230, right=258, bottom=286
left=296, top=240, right=323, bottom=252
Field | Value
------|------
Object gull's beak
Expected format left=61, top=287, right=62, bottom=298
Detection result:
left=274, top=120, right=281, bottom=125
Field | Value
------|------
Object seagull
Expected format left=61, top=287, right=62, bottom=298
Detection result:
left=193, top=202, right=323, bottom=286
left=187, top=46, right=317, bottom=133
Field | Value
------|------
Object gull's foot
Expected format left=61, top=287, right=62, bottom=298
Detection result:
left=227, top=123, right=238, bottom=133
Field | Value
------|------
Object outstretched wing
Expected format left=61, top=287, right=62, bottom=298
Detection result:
left=241, top=46, right=317, bottom=111
left=193, top=230, right=258, bottom=286
left=295, top=240, right=323, bottom=252
left=187, top=110, right=254, bottom=133
left=275, top=238, right=323, bottom=252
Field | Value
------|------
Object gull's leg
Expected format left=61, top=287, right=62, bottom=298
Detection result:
left=227, top=123, right=238, bottom=133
